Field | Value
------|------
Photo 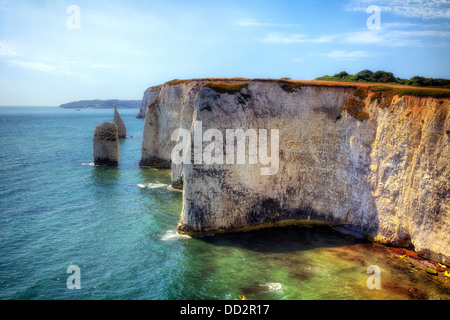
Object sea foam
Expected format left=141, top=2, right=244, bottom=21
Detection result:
left=138, top=183, right=169, bottom=189
left=260, top=283, right=282, bottom=292
left=160, top=230, right=192, bottom=241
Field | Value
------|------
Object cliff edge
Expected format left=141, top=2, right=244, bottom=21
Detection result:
left=139, top=78, right=450, bottom=266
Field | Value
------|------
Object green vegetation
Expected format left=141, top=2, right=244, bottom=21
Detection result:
left=164, top=78, right=250, bottom=87
left=339, top=86, right=372, bottom=121
left=317, top=70, right=450, bottom=89
left=165, top=79, right=187, bottom=86
left=352, top=87, right=369, bottom=100
left=342, top=97, right=369, bottom=121
left=401, top=76, right=450, bottom=88
left=368, top=86, right=397, bottom=109
left=395, top=88, right=450, bottom=99
left=426, top=268, right=437, bottom=275
left=162, top=77, right=450, bottom=103
left=203, top=81, right=249, bottom=94
left=369, top=85, right=450, bottom=100
left=277, top=80, right=304, bottom=93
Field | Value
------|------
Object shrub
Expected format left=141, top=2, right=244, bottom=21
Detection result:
left=370, top=91, right=384, bottom=103
left=353, top=87, right=369, bottom=100
left=355, top=69, right=373, bottom=82
left=342, top=97, right=369, bottom=121
left=334, top=71, right=349, bottom=78
left=315, top=70, right=450, bottom=88
left=372, top=71, right=396, bottom=83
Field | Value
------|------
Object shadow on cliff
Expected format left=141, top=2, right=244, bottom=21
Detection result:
left=194, top=226, right=368, bottom=254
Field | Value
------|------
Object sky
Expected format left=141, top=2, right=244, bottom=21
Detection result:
left=0, top=0, right=449, bottom=106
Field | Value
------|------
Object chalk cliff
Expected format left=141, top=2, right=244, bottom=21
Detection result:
left=93, top=122, right=119, bottom=165
left=140, top=79, right=450, bottom=265
left=113, top=104, right=127, bottom=138
left=136, top=85, right=163, bottom=118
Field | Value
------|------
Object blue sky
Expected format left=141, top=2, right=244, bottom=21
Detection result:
left=0, top=0, right=449, bottom=106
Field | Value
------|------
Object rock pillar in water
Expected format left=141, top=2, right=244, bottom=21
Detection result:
left=93, top=122, right=119, bottom=165
left=113, top=104, right=126, bottom=138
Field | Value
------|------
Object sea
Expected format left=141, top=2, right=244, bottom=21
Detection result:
left=0, top=106, right=449, bottom=300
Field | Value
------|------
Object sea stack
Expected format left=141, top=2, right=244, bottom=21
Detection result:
left=113, top=104, right=126, bottom=138
left=93, top=122, right=119, bottom=165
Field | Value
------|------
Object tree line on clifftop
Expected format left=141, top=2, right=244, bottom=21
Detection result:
left=316, top=70, right=450, bottom=89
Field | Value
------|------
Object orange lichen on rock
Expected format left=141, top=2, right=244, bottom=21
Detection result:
left=390, top=247, right=420, bottom=259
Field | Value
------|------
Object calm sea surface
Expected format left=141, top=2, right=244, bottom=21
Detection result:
left=0, top=107, right=448, bottom=300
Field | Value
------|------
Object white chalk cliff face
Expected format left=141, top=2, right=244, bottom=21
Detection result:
left=136, top=85, right=163, bottom=119
left=140, top=79, right=449, bottom=265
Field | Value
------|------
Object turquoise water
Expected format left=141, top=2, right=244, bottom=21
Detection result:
left=0, top=107, right=449, bottom=300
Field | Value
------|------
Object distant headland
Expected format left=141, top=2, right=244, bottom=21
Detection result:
left=59, top=99, right=141, bottom=109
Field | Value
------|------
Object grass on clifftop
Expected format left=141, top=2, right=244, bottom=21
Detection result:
left=369, top=85, right=450, bottom=107
left=277, top=79, right=358, bottom=93
left=162, top=78, right=450, bottom=100
left=395, top=88, right=450, bottom=99
left=164, top=78, right=250, bottom=87
left=203, top=81, right=249, bottom=94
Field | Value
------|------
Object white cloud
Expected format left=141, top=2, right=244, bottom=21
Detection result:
left=262, top=32, right=336, bottom=44
left=235, top=19, right=298, bottom=27
left=5, top=58, right=85, bottom=76
left=341, top=31, right=385, bottom=45
left=0, top=41, right=19, bottom=57
left=382, top=22, right=419, bottom=29
left=6, top=59, right=56, bottom=73
left=92, top=64, right=113, bottom=69
left=393, top=30, right=450, bottom=37
left=324, top=50, right=371, bottom=59
left=345, top=0, right=450, bottom=20
left=263, top=25, right=450, bottom=48
left=341, top=29, right=450, bottom=47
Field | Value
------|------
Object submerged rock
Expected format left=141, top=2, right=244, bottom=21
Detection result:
left=113, top=104, right=126, bottom=138
left=93, top=122, right=119, bottom=165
